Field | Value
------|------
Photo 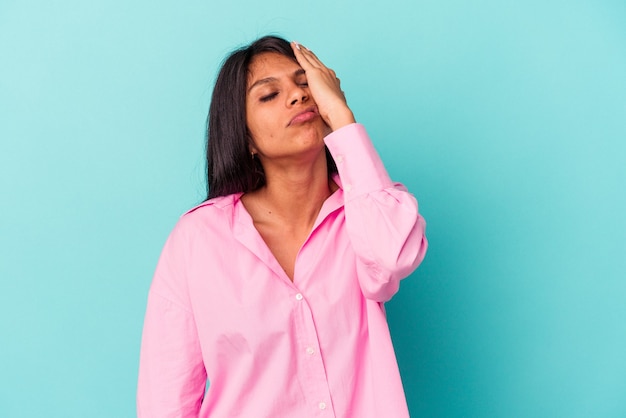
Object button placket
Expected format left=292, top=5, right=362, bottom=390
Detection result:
left=290, top=286, right=335, bottom=416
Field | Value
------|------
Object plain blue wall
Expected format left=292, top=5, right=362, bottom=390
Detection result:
left=1, top=0, right=625, bottom=417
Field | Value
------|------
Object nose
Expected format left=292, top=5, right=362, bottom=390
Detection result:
left=288, top=83, right=308, bottom=106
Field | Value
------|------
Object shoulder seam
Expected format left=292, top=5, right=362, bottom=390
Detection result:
left=181, top=194, right=239, bottom=217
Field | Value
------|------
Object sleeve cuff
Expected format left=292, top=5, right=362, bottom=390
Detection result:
left=324, top=123, right=393, bottom=199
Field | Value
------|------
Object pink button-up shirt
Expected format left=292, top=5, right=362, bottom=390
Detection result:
left=138, top=123, right=428, bottom=417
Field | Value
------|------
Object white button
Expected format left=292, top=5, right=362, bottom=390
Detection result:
left=295, top=293, right=303, bottom=301
left=344, top=184, right=352, bottom=192
left=335, top=155, right=344, bottom=163
left=319, top=402, right=327, bottom=410
left=306, top=347, right=314, bottom=355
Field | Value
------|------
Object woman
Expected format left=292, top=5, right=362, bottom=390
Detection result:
left=138, top=35, right=427, bottom=417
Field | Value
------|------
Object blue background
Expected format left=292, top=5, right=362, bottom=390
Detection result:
left=1, top=0, right=625, bottom=416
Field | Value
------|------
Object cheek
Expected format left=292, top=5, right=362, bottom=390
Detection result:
left=246, top=116, right=263, bottom=142
left=246, top=115, right=279, bottom=153
left=248, top=108, right=278, bottom=137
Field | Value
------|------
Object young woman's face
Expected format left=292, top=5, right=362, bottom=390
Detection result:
left=246, top=52, right=329, bottom=165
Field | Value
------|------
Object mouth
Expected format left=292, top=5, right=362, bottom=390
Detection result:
left=288, top=106, right=320, bottom=126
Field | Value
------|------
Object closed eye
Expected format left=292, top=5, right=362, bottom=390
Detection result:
left=260, top=92, right=278, bottom=102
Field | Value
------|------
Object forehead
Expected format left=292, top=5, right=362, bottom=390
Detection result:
left=247, top=52, right=302, bottom=83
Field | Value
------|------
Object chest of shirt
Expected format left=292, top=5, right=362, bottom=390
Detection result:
left=182, top=206, right=367, bottom=358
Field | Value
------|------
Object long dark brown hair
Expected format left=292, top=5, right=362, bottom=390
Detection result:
left=205, top=35, right=337, bottom=200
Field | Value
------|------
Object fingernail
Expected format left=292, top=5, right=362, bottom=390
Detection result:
left=293, top=41, right=301, bottom=50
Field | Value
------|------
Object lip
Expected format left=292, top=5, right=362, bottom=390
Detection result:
left=288, top=106, right=320, bottom=126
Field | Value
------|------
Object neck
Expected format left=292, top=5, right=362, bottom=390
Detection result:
left=265, top=165, right=331, bottom=225
left=246, top=151, right=335, bottom=228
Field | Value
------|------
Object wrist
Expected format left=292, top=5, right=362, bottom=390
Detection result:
left=327, top=108, right=356, bottom=132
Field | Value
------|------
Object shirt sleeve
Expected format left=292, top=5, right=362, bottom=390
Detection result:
left=137, top=222, right=207, bottom=418
left=324, top=123, right=428, bottom=302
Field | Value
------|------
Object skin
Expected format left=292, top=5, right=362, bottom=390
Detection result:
left=241, top=42, right=356, bottom=281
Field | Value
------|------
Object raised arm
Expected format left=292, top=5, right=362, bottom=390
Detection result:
left=292, top=42, right=427, bottom=301
left=326, top=123, right=427, bottom=301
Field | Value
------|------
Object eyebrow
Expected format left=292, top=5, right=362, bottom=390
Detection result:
left=248, top=68, right=306, bottom=93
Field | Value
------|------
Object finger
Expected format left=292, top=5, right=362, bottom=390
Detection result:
left=304, top=50, right=341, bottom=87
left=293, top=42, right=326, bottom=69
left=300, top=47, right=326, bottom=69
left=295, top=43, right=342, bottom=88
left=291, top=42, right=317, bottom=69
